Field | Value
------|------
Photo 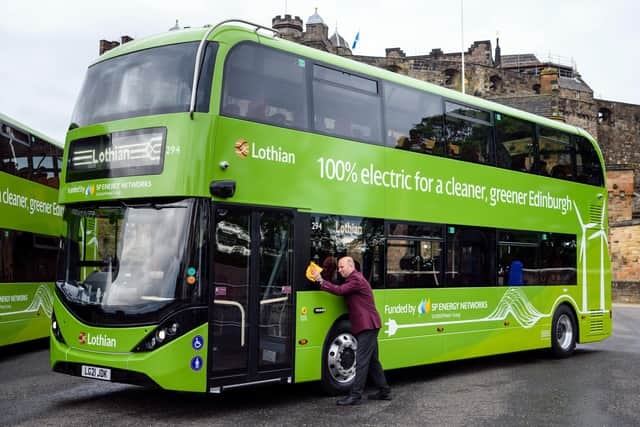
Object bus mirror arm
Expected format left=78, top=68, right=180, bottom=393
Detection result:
left=189, top=19, right=281, bottom=118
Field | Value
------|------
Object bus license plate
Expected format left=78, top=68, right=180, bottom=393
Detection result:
left=81, top=365, right=111, bottom=381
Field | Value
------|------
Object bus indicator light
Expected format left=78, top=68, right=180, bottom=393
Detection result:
left=187, top=276, right=196, bottom=285
left=187, top=267, right=196, bottom=276
left=298, top=339, right=308, bottom=345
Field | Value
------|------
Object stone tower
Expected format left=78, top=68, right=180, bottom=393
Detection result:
left=272, top=14, right=303, bottom=39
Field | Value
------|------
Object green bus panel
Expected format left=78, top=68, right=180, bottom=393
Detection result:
left=1, top=171, right=63, bottom=346
left=295, top=285, right=611, bottom=383
left=0, top=283, right=54, bottom=346
left=50, top=301, right=208, bottom=392
left=1, top=172, right=63, bottom=236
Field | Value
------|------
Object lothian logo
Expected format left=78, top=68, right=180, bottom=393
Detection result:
left=77, top=332, right=118, bottom=348
left=234, top=139, right=249, bottom=158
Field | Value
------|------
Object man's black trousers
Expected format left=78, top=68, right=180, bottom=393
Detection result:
left=349, top=328, right=390, bottom=399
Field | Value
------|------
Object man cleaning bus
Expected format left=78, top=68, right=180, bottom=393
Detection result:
left=312, top=256, right=392, bottom=405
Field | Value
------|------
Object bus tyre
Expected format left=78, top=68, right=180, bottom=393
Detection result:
left=321, top=320, right=357, bottom=395
left=551, top=305, right=577, bottom=358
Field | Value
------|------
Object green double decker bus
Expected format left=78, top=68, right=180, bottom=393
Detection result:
left=51, top=20, right=611, bottom=393
left=1, top=113, right=64, bottom=347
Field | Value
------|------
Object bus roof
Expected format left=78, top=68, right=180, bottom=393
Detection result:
left=93, top=21, right=596, bottom=144
left=0, top=112, right=64, bottom=149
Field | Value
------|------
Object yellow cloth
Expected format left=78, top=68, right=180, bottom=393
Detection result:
left=305, top=261, right=323, bottom=282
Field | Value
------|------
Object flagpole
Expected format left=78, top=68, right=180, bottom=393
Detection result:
left=461, top=0, right=465, bottom=94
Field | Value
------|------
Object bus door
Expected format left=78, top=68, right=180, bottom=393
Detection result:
left=209, top=205, right=294, bottom=390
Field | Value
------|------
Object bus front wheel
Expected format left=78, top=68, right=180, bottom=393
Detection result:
left=321, top=320, right=357, bottom=395
left=551, top=305, right=577, bottom=358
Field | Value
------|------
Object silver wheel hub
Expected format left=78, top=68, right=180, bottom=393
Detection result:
left=556, top=313, right=574, bottom=350
left=327, top=333, right=357, bottom=384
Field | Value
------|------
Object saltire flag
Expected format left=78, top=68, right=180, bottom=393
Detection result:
left=352, top=31, right=360, bottom=49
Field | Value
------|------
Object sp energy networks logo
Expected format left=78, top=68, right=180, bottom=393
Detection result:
left=384, top=297, right=431, bottom=316
left=85, top=184, right=95, bottom=197
left=418, top=298, right=431, bottom=315
left=78, top=331, right=117, bottom=348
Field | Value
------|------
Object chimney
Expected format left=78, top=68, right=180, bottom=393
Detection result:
left=385, top=47, right=406, bottom=58
left=99, top=36, right=134, bottom=55
left=494, top=37, right=501, bottom=67
left=99, top=39, right=120, bottom=55
left=540, top=67, right=559, bottom=94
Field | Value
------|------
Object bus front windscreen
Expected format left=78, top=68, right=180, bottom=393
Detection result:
left=57, top=199, right=196, bottom=325
left=70, top=41, right=216, bottom=127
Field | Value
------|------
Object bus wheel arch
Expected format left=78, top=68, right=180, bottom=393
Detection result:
left=321, top=317, right=356, bottom=395
left=550, top=303, right=578, bottom=358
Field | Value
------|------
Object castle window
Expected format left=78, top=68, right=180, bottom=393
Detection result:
left=532, top=84, right=541, bottom=94
left=443, top=69, right=459, bottom=86
left=489, top=75, right=503, bottom=91
left=597, top=108, right=612, bottom=124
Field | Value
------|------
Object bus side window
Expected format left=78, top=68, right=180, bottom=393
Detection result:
left=222, top=43, right=308, bottom=130
left=497, top=230, right=539, bottom=286
left=383, top=81, right=444, bottom=155
left=308, top=215, right=384, bottom=289
left=386, top=222, right=443, bottom=289
left=0, top=125, right=32, bottom=180
left=446, top=226, right=494, bottom=286
left=444, top=102, right=492, bottom=166
left=575, top=136, right=604, bottom=186
left=495, top=114, right=535, bottom=174
left=539, top=127, right=574, bottom=181
left=313, top=65, right=382, bottom=144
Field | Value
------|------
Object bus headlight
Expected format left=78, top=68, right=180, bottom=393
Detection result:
left=51, top=311, right=66, bottom=344
left=132, top=308, right=206, bottom=352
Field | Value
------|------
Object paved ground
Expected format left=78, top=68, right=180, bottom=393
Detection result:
left=1, top=304, right=638, bottom=426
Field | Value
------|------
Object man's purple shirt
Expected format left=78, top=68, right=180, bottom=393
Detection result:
left=320, top=270, right=382, bottom=335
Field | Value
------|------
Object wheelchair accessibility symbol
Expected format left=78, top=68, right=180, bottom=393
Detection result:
left=192, top=335, right=204, bottom=351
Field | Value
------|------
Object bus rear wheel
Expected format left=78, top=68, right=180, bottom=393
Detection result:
left=321, top=320, right=357, bottom=395
left=551, top=305, right=577, bottom=358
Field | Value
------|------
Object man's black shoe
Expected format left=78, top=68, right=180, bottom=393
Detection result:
left=367, top=390, right=392, bottom=401
left=336, top=396, right=362, bottom=406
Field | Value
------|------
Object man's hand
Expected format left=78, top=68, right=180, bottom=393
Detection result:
left=311, top=270, right=322, bottom=283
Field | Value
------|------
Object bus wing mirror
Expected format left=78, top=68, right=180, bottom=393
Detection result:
left=210, top=180, right=236, bottom=198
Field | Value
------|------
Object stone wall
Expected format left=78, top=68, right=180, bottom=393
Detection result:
left=352, top=51, right=536, bottom=99
left=607, top=169, right=634, bottom=223
left=610, top=223, right=640, bottom=280
left=612, top=281, right=640, bottom=303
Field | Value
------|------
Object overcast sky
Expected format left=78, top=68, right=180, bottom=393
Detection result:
left=1, top=0, right=638, bottom=142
